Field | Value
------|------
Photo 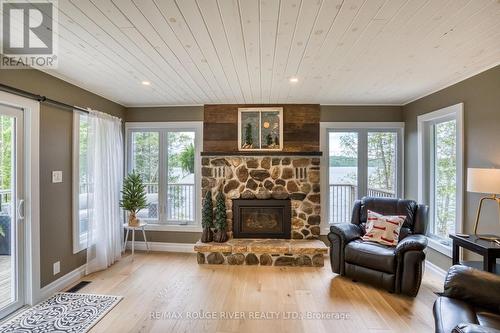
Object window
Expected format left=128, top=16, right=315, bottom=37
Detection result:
left=322, top=123, right=404, bottom=224
left=73, top=112, right=89, bottom=253
left=126, top=122, right=202, bottom=230
left=418, top=104, right=463, bottom=255
left=130, top=131, right=159, bottom=221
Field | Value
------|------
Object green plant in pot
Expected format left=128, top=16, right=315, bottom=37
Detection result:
left=201, top=190, right=214, bottom=243
left=120, top=171, right=148, bottom=227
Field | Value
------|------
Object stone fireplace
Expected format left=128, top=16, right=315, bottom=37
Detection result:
left=232, top=199, right=291, bottom=239
left=201, top=155, right=321, bottom=239
left=195, top=104, right=327, bottom=267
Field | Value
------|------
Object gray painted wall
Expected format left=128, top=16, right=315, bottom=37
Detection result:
left=0, top=69, right=125, bottom=287
left=320, top=105, right=403, bottom=122
left=126, top=106, right=203, bottom=122
left=403, top=65, right=500, bottom=271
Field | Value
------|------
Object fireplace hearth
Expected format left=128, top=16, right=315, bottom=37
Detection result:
left=233, top=199, right=291, bottom=239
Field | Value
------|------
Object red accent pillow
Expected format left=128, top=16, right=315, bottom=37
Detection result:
left=362, top=210, right=406, bottom=246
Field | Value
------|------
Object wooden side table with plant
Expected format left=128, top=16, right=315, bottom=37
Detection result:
left=120, top=171, right=150, bottom=258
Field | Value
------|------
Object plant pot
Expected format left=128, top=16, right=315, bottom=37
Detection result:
left=213, top=229, right=228, bottom=243
left=201, top=227, right=213, bottom=243
left=128, top=212, right=140, bottom=227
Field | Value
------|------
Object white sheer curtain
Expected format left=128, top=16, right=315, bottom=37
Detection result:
left=86, top=110, right=123, bottom=275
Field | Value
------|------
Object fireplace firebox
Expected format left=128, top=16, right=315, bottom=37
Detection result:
left=232, top=199, right=291, bottom=239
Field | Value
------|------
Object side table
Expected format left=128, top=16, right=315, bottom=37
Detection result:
left=449, top=234, right=500, bottom=273
left=123, top=222, right=150, bottom=259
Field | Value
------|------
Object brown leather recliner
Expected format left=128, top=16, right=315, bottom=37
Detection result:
left=328, top=197, right=429, bottom=296
left=434, top=265, right=500, bottom=333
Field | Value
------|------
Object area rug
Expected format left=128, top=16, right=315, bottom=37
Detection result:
left=0, top=292, right=122, bottom=332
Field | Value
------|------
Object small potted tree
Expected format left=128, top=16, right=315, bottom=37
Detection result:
left=201, top=190, right=214, bottom=243
left=120, top=171, right=148, bottom=227
left=213, top=190, right=228, bottom=243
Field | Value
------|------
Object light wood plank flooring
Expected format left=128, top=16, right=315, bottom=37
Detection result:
left=0, top=255, right=12, bottom=309
left=79, top=252, right=443, bottom=333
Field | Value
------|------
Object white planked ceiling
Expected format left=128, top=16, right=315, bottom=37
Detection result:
left=4, top=0, right=500, bottom=106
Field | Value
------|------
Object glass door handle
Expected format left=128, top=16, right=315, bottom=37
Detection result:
left=17, top=199, right=25, bottom=220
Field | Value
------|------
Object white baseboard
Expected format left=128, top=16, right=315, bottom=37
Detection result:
left=425, top=260, right=447, bottom=279
left=125, top=241, right=195, bottom=253
left=38, top=264, right=87, bottom=301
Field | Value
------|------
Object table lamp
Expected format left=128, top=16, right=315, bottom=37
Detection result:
left=467, top=168, right=500, bottom=241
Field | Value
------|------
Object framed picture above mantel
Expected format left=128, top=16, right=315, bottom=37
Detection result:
left=238, top=107, right=283, bottom=151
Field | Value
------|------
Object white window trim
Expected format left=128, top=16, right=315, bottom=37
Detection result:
left=417, top=103, right=464, bottom=257
left=320, top=122, right=405, bottom=234
left=72, top=111, right=88, bottom=254
left=125, top=122, right=203, bottom=232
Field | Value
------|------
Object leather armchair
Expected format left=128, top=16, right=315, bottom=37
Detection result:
left=328, top=197, right=429, bottom=296
left=434, top=265, right=500, bottom=333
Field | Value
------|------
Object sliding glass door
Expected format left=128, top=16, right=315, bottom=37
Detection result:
left=0, top=104, right=24, bottom=318
left=326, top=125, right=403, bottom=223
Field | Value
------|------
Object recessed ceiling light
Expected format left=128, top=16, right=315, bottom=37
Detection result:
left=289, top=77, right=299, bottom=83
left=141, top=81, right=151, bottom=86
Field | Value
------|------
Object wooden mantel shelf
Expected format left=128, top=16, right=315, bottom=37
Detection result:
left=201, top=151, right=322, bottom=156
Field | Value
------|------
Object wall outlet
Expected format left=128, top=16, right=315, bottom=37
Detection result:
left=52, top=171, right=63, bottom=183
left=53, top=261, right=60, bottom=275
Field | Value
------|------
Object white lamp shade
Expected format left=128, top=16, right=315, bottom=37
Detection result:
left=467, top=168, right=500, bottom=194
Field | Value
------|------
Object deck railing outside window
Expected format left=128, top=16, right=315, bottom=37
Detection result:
left=329, top=184, right=395, bottom=223
left=116, top=182, right=194, bottom=223
left=167, top=184, right=194, bottom=223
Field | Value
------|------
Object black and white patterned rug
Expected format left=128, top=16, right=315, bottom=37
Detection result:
left=0, top=293, right=122, bottom=332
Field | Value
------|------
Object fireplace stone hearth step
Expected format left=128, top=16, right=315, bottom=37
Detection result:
left=194, top=239, right=328, bottom=267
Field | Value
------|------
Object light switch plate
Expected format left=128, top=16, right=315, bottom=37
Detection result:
left=52, top=171, right=63, bottom=183
left=53, top=261, right=60, bottom=275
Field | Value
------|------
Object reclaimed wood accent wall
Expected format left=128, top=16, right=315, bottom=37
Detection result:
left=203, top=104, right=320, bottom=152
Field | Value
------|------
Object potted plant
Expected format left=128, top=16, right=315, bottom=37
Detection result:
left=213, top=190, right=228, bottom=243
left=120, top=171, right=148, bottom=227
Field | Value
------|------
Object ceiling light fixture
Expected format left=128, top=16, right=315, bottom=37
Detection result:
left=289, top=77, right=299, bottom=83
left=141, top=81, right=151, bottom=86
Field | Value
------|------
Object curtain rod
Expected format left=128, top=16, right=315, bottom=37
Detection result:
left=0, top=83, right=89, bottom=114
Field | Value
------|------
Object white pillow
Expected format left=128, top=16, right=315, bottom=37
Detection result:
left=362, top=210, right=406, bottom=246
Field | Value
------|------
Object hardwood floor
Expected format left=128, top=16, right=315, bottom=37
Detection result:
left=0, top=255, right=12, bottom=309
left=80, top=252, right=443, bottom=333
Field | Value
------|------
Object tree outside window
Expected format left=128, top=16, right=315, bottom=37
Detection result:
left=433, top=120, right=457, bottom=240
